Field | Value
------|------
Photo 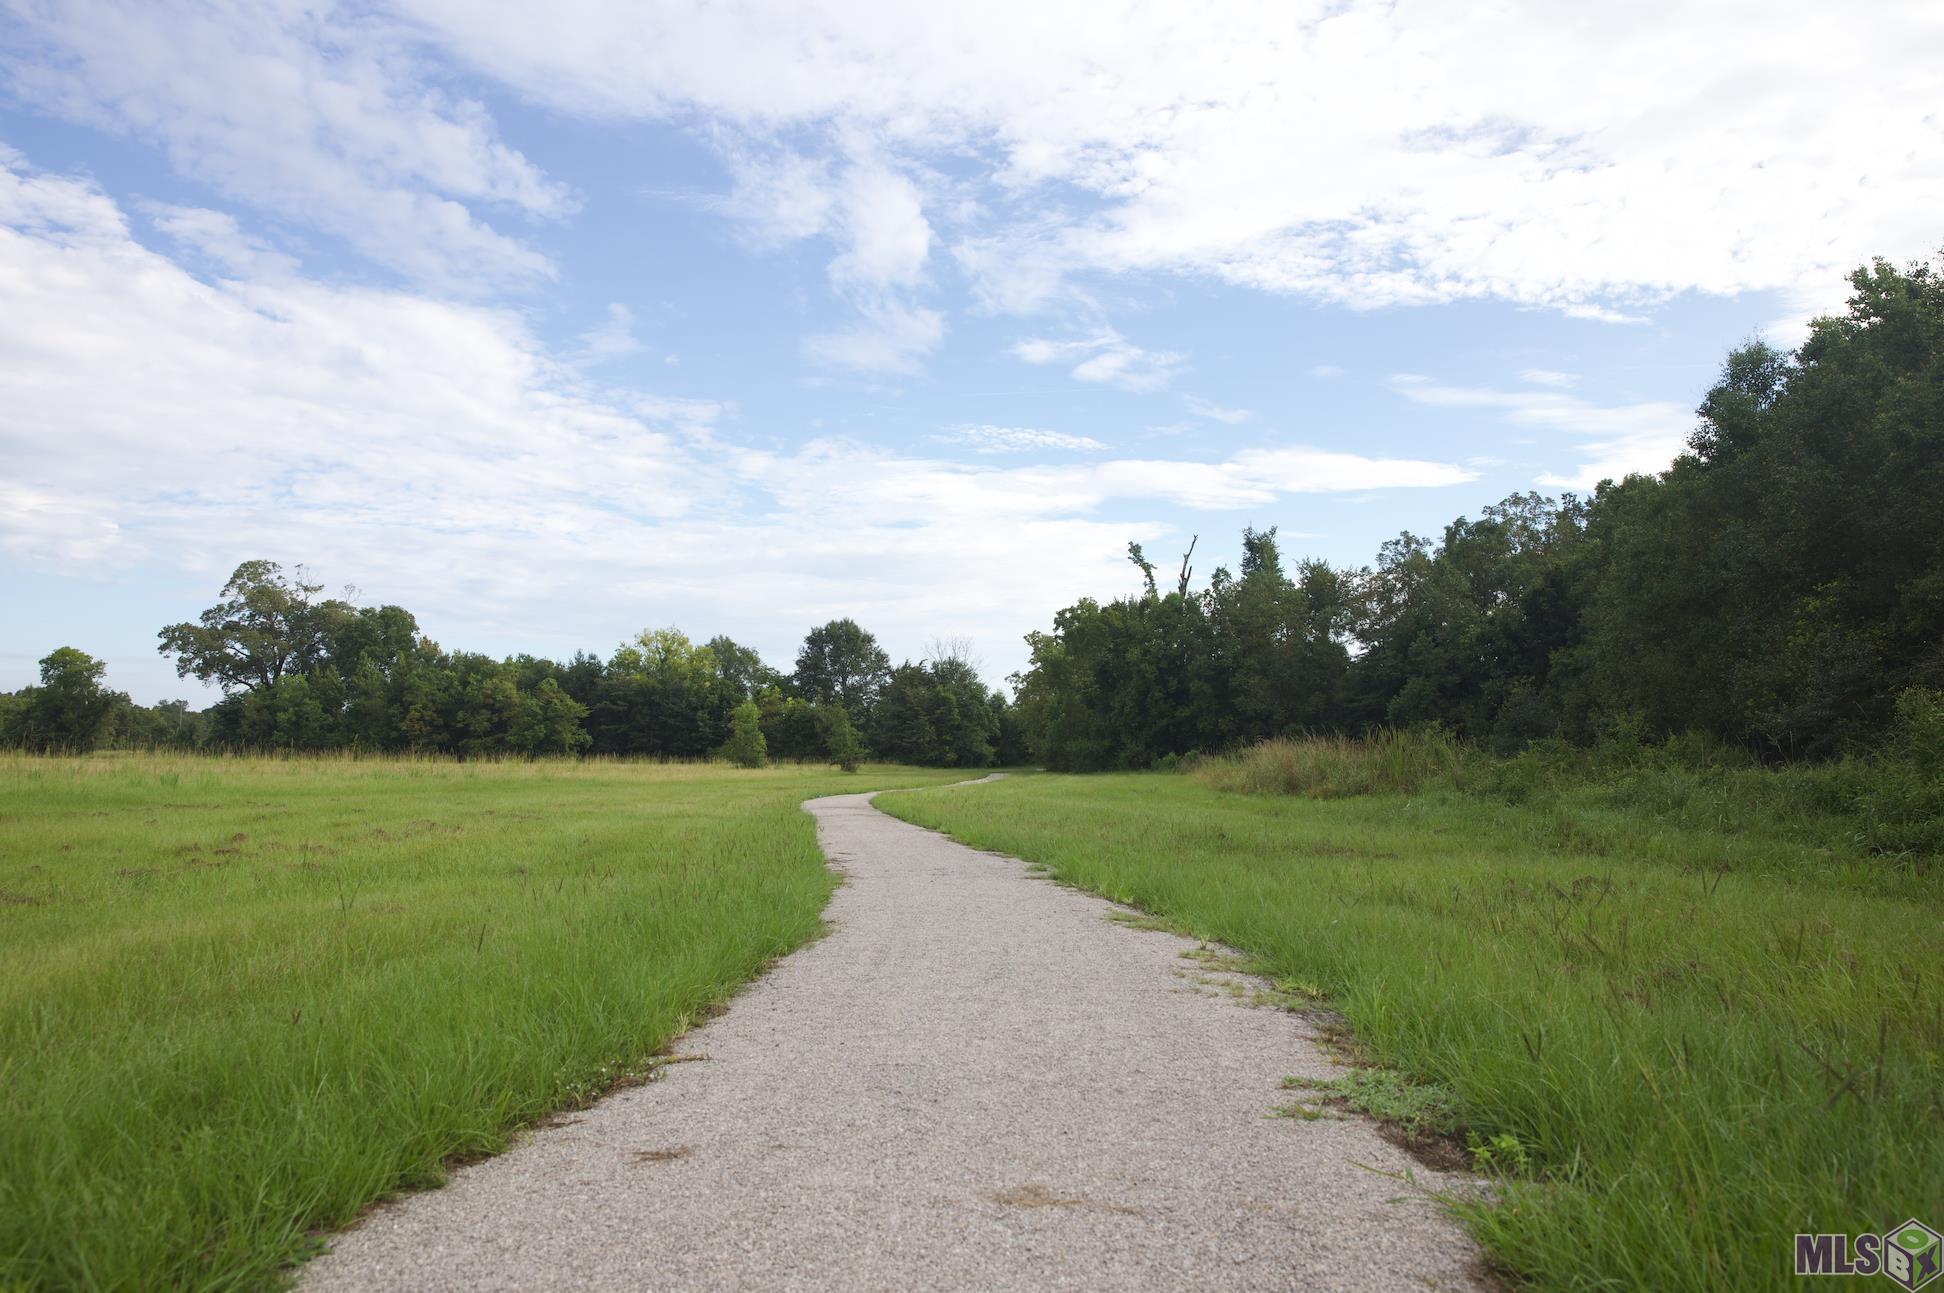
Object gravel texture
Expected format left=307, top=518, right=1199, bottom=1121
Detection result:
left=301, top=785, right=1485, bottom=1291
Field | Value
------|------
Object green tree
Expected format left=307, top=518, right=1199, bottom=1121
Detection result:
left=1579, top=253, right=1944, bottom=755
left=720, top=699, right=769, bottom=767
left=706, top=636, right=782, bottom=699
left=870, top=663, right=943, bottom=763
left=14, top=648, right=122, bottom=752
left=588, top=628, right=725, bottom=757
left=758, top=688, right=827, bottom=760
left=513, top=678, right=591, bottom=755
left=157, top=561, right=344, bottom=693
left=989, top=693, right=1032, bottom=765
left=793, top=619, right=891, bottom=718
left=821, top=705, right=866, bottom=772
left=1350, top=494, right=1588, bottom=740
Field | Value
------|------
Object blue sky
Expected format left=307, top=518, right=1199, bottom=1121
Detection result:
left=2, top=0, right=1939, bottom=704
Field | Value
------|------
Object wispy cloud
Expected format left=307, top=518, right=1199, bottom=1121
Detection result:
left=394, top=0, right=1943, bottom=323
left=3, top=0, right=571, bottom=288
left=936, top=425, right=1109, bottom=454
left=571, top=303, right=643, bottom=366
left=716, top=144, right=943, bottom=374
left=14, top=0, right=1936, bottom=376
left=1184, top=395, right=1253, bottom=425
left=144, top=204, right=297, bottom=279
left=804, top=300, right=945, bottom=374
left=1389, top=374, right=1690, bottom=490
left=1012, top=329, right=1183, bottom=392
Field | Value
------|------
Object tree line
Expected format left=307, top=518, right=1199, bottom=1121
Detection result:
left=1, top=564, right=1026, bottom=766
left=1012, top=255, right=1944, bottom=768
left=6, top=254, right=1936, bottom=770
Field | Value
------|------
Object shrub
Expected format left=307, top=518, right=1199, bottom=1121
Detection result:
left=820, top=707, right=865, bottom=773
left=1852, top=688, right=1944, bottom=856
left=718, top=700, right=768, bottom=768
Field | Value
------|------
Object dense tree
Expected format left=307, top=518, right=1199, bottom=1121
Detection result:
left=1349, top=493, right=1590, bottom=745
left=5, top=648, right=123, bottom=751
left=821, top=705, right=866, bottom=772
left=756, top=688, right=827, bottom=760
left=707, top=636, right=783, bottom=700
left=793, top=619, right=891, bottom=719
left=1575, top=256, right=1943, bottom=756
left=868, top=643, right=1001, bottom=767
left=1013, top=532, right=1349, bottom=769
left=106, top=698, right=206, bottom=749
left=27, top=592, right=992, bottom=763
left=1012, top=253, right=1944, bottom=767
left=720, top=699, right=769, bottom=768
left=586, top=629, right=745, bottom=757
left=157, top=561, right=342, bottom=693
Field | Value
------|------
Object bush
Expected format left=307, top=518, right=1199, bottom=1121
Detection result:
left=820, top=707, right=865, bottom=773
left=1193, top=727, right=1470, bottom=798
left=1892, top=687, right=1944, bottom=775
left=718, top=700, right=768, bottom=768
left=1851, top=688, right=1944, bottom=855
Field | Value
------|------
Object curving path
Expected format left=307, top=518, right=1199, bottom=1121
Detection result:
left=302, top=785, right=1484, bottom=1291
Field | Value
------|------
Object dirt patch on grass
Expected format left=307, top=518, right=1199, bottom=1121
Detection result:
left=1379, top=1122, right=1473, bottom=1173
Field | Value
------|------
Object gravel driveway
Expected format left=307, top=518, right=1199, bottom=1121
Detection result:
left=301, top=785, right=1485, bottom=1291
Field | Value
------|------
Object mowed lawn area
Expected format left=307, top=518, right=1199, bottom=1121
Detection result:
left=0, top=755, right=963, bottom=1291
left=879, top=773, right=1943, bottom=1293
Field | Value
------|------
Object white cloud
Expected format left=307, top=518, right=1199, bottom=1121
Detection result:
left=952, top=228, right=1075, bottom=315
left=3, top=0, right=570, bottom=287
left=937, top=425, right=1108, bottom=454
left=571, top=303, right=642, bottom=365
left=827, top=163, right=932, bottom=292
left=388, top=0, right=1944, bottom=321
left=715, top=145, right=838, bottom=246
left=1310, top=365, right=1345, bottom=379
left=1184, top=395, right=1253, bottom=424
left=803, top=299, right=945, bottom=374
left=144, top=204, right=299, bottom=278
left=1013, top=329, right=1182, bottom=391
left=0, top=157, right=1474, bottom=688
left=1519, top=368, right=1579, bottom=388
left=718, top=145, right=941, bottom=372
left=16, top=1, right=1937, bottom=376
left=1389, top=374, right=1691, bottom=490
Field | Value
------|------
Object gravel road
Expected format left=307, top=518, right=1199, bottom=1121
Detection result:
left=302, top=785, right=1485, bottom=1291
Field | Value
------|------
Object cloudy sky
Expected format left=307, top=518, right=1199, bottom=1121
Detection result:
left=2, top=0, right=1939, bottom=702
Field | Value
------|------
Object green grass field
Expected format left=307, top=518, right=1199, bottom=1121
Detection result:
left=878, top=770, right=1943, bottom=1292
left=0, top=754, right=962, bottom=1292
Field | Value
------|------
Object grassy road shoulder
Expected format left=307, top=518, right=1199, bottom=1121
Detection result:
left=877, top=772, right=1942, bottom=1292
left=0, top=754, right=962, bottom=1291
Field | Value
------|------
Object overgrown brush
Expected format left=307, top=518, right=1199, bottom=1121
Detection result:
left=1195, top=702, right=1943, bottom=864
left=1193, top=727, right=1470, bottom=797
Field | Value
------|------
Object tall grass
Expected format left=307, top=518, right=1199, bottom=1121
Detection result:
left=878, top=767, right=1943, bottom=1292
left=0, top=753, right=961, bottom=1291
left=1195, top=725, right=1944, bottom=862
left=1193, top=727, right=1471, bottom=798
